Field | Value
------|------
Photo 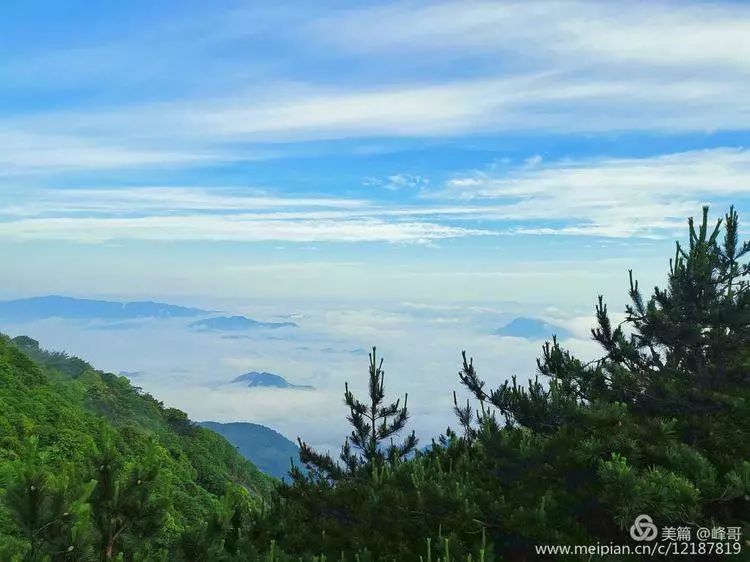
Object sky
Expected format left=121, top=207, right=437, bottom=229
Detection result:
left=1, top=1, right=749, bottom=448
left=1, top=0, right=748, bottom=305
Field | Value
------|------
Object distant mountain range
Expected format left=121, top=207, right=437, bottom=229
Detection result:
left=0, top=295, right=210, bottom=322
left=0, top=296, right=300, bottom=333
left=231, top=371, right=314, bottom=390
left=495, top=317, right=571, bottom=340
left=189, top=315, right=297, bottom=331
left=200, top=421, right=304, bottom=480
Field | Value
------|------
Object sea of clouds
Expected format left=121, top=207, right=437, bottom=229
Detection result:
left=1, top=298, right=605, bottom=454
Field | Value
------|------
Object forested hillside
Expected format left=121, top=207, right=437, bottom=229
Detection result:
left=0, top=335, right=273, bottom=560
left=1, top=207, right=748, bottom=561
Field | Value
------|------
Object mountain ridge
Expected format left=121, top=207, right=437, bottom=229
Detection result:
left=199, top=421, right=304, bottom=480
left=0, top=295, right=211, bottom=322
left=190, top=315, right=297, bottom=331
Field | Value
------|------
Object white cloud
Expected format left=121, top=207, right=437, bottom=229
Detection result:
left=3, top=145, right=747, bottom=243
left=168, top=75, right=750, bottom=139
left=0, top=130, right=225, bottom=173
left=0, top=187, right=368, bottom=217
left=435, top=147, right=750, bottom=238
left=193, top=1, right=750, bottom=139
left=364, top=173, right=429, bottom=191
left=309, top=1, right=750, bottom=73
left=4, top=72, right=745, bottom=172
left=0, top=213, right=491, bottom=244
left=3, top=0, right=750, bottom=174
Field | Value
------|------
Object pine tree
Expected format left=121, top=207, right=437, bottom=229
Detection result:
left=3, top=438, right=95, bottom=561
left=296, top=347, right=417, bottom=482
left=88, top=434, right=168, bottom=560
left=175, top=486, right=255, bottom=562
left=452, top=206, right=750, bottom=553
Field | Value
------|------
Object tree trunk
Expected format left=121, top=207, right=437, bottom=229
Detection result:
left=105, top=535, right=114, bottom=560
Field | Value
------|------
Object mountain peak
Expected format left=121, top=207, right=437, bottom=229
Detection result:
left=189, top=315, right=297, bottom=331
left=495, top=317, right=571, bottom=340
left=230, top=371, right=313, bottom=390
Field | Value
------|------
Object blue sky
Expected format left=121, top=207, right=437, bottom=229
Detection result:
left=1, top=0, right=749, bottom=306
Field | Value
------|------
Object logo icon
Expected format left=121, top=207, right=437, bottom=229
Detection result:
left=630, top=514, right=658, bottom=542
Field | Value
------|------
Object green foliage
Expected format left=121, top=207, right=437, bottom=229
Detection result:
left=296, top=347, right=417, bottom=482
left=3, top=438, right=95, bottom=561
left=256, top=206, right=749, bottom=560
left=0, top=333, right=273, bottom=560
left=88, top=435, right=168, bottom=560
left=444, top=205, right=750, bottom=556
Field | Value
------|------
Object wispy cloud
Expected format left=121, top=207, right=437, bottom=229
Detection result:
left=363, top=174, right=429, bottom=191
left=309, top=1, right=750, bottom=73
left=435, top=147, right=750, bottom=237
left=0, top=187, right=368, bottom=217
left=0, top=130, right=225, bottom=174
left=0, top=213, right=491, bottom=244
left=1, top=1, right=749, bottom=173
left=4, top=72, right=746, bottom=176
left=20, top=72, right=750, bottom=144
left=3, top=144, right=749, bottom=242
left=1, top=3, right=748, bottom=245
left=0, top=185, right=486, bottom=245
